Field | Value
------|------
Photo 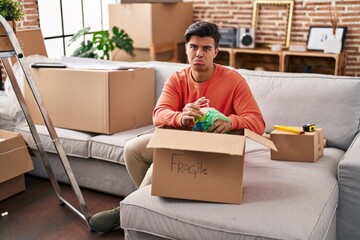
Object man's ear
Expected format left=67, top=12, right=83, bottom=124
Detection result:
left=214, top=47, right=219, bottom=58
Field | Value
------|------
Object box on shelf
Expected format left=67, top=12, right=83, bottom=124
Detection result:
left=109, top=3, right=193, bottom=49
left=270, top=128, right=324, bottom=162
left=0, top=130, right=34, bottom=201
left=148, top=128, right=277, bottom=204
left=26, top=67, right=155, bottom=134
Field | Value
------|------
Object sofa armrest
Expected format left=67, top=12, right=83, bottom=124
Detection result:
left=338, top=131, right=360, bottom=239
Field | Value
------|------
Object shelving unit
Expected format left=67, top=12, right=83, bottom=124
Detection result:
left=282, top=50, right=346, bottom=75
left=215, top=48, right=346, bottom=75
left=233, top=48, right=282, bottom=72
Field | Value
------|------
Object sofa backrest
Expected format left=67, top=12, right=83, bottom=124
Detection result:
left=239, top=69, right=360, bottom=150
left=145, top=61, right=188, bottom=101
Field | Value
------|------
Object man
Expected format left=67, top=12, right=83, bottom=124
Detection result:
left=89, top=21, right=265, bottom=233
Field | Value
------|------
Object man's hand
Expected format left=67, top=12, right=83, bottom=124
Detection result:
left=180, top=97, right=207, bottom=127
left=207, top=119, right=232, bottom=133
left=181, top=103, right=203, bottom=127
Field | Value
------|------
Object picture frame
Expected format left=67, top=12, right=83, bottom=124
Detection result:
left=306, top=26, right=347, bottom=52
left=252, top=0, right=294, bottom=48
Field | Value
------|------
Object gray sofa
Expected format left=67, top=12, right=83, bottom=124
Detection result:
left=10, top=61, right=360, bottom=239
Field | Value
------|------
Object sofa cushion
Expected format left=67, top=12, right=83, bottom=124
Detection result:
left=14, top=124, right=94, bottom=158
left=120, top=140, right=345, bottom=240
left=90, top=125, right=155, bottom=164
left=239, top=69, right=360, bottom=150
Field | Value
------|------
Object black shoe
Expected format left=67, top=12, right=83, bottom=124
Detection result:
left=89, top=206, right=120, bottom=233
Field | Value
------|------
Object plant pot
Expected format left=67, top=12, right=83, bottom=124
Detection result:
left=324, top=34, right=342, bottom=54
left=0, top=20, right=16, bottom=52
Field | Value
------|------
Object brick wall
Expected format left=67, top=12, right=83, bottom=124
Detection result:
left=19, top=0, right=40, bottom=29
left=185, top=0, right=360, bottom=77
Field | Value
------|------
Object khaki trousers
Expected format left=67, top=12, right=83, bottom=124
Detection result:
left=124, top=133, right=154, bottom=188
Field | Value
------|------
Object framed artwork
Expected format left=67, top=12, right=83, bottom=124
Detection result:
left=252, top=0, right=294, bottom=48
left=306, top=26, right=347, bottom=51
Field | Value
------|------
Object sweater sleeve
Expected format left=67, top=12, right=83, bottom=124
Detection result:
left=152, top=73, right=184, bottom=128
left=228, top=74, right=266, bottom=135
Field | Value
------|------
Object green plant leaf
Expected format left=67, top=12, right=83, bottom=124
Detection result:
left=68, top=27, right=91, bottom=46
left=68, top=26, right=135, bottom=60
left=111, top=26, right=135, bottom=57
left=0, top=0, right=25, bottom=21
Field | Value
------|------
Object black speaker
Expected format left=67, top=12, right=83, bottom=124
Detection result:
left=237, top=28, right=255, bottom=48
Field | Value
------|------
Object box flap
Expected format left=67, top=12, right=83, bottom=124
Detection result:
left=244, top=129, right=277, bottom=151
left=147, top=128, right=245, bottom=156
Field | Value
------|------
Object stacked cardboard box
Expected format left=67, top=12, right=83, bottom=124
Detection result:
left=0, top=130, right=34, bottom=201
left=108, top=3, right=193, bottom=61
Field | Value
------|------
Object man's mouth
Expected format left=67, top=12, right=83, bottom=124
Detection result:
left=193, top=60, right=204, bottom=65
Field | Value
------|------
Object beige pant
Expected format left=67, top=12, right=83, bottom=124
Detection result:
left=124, top=133, right=154, bottom=188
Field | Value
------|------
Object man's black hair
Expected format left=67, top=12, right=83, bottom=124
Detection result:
left=184, top=21, right=221, bottom=48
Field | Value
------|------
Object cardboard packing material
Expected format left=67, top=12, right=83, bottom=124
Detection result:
left=0, top=130, right=34, bottom=201
left=108, top=3, right=193, bottom=49
left=270, top=128, right=324, bottom=162
left=26, top=67, right=155, bottom=134
left=148, top=128, right=277, bottom=204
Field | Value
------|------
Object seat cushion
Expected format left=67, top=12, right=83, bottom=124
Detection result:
left=239, top=69, right=360, bottom=151
left=120, top=139, right=344, bottom=240
left=90, top=125, right=155, bottom=164
left=15, top=124, right=94, bottom=158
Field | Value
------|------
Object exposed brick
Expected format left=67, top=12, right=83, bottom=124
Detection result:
left=183, top=0, right=360, bottom=77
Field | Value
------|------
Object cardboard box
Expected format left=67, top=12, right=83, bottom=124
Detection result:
left=270, top=128, right=324, bottom=162
left=0, top=130, right=34, bottom=201
left=0, top=20, right=16, bottom=52
left=109, top=3, right=193, bottom=49
left=26, top=68, right=155, bottom=134
left=16, top=28, right=48, bottom=57
left=148, top=128, right=277, bottom=204
left=0, top=175, right=25, bottom=201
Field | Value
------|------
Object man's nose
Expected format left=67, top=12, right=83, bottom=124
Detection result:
left=196, top=48, right=204, bottom=56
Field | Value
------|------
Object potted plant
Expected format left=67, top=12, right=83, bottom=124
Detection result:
left=0, top=0, right=25, bottom=51
left=68, top=26, right=135, bottom=60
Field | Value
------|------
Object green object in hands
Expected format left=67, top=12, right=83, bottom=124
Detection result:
left=193, top=108, right=229, bottom=132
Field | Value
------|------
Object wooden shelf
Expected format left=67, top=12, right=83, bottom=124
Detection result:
left=282, top=51, right=346, bottom=75
left=215, top=48, right=346, bottom=75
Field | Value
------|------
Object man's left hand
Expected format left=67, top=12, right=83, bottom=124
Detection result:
left=207, top=119, right=232, bottom=133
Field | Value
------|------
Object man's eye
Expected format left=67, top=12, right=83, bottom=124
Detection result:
left=204, top=47, right=211, bottom=51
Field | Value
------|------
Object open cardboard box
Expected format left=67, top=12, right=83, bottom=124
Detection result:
left=148, top=128, right=277, bottom=204
left=0, top=130, right=34, bottom=201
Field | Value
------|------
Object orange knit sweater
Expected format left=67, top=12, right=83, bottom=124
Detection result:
left=153, top=64, right=266, bottom=135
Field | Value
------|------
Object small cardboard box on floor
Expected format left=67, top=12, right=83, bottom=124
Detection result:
left=26, top=67, right=155, bottom=134
left=148, top=128, right=277, bottom=204
left=270, top=128, right=325, bottom=162
left=0, top=130, right=34, bottom=201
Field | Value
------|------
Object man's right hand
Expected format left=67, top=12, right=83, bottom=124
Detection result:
left=180, top=97, right=207, bottom=127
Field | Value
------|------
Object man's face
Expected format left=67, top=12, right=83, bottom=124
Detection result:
left=185, top=35, right=219, bottom=73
